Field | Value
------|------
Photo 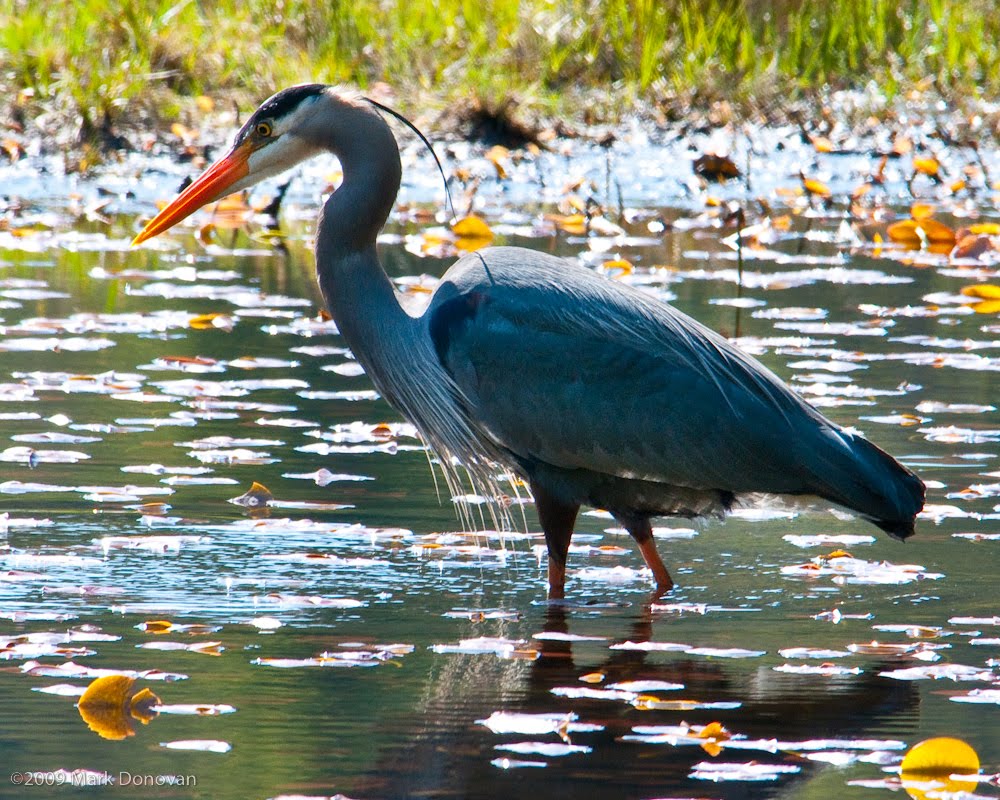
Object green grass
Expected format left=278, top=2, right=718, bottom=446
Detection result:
left=1, top=0, right=998, bottom=147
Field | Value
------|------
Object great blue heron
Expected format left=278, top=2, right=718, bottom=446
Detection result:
left=133, top=85, right=925, bottom=599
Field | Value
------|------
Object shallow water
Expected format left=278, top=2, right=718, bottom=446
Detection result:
left=0, top=126, right=999, bottom=799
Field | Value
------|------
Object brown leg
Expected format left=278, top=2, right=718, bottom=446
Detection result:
left=622, top=516, right=674, bottom=594
left=532, top=482, right=579, bottom=600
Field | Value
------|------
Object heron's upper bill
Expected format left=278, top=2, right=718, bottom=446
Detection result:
left=131, top=141, right=252, bottom=246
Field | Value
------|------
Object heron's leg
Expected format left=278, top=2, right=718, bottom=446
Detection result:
left=532, top=483, right=578, bottom=600
left=622, top=516, right=674, bottom=594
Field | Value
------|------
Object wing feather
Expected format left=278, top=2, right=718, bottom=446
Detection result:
left=428, top=247, right=838, bottom=495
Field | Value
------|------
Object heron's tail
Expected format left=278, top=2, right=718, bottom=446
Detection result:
left=813, top=431, right=925, bottom=540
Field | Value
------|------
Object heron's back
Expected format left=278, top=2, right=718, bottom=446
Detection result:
left=428, top=247, right=924, bottom=535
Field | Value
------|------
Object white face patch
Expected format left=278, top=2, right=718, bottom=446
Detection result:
left=269, top=92, right=322, bottom=139
left=240, top=133, right=316, bottom=188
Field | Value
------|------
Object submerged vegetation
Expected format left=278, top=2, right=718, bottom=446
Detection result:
left=1, top=0, right=1000, bottom=149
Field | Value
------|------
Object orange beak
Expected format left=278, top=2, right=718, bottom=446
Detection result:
left=132, top=141, right=253, bottom=246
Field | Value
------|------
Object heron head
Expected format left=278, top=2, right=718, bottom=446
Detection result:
left=132, top=84, right=332, bottom=245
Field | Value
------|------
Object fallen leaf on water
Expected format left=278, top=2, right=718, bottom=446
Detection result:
left=188, top=312, right=233, bottom=331
left=451, top=214, right=493, bottom=241
left=545, top=212, right=587, bottom=235
left=485, top=145, right=509, bottom=179
left=229, top=481, right=274, bottom=508
left=887, top=218, right=956, bottom=249
left=137, top=641, right=225, bottom=656
left=633, top=697, right=741, bottom=711
left=801, top=177, right=831, bottom=197
left=136, top=621, right=221, bottom=636
left=960, top=284, right=1000, bottom=310
left=694, top=153, right=740, bottom=182
left=695, top=721, right=732, bottom=756
left=951, top=233, right=995, bottom=260
left=77, top=674, right=161, bottom=740
left=912, top=155, right=941, bottom=178
left=900, top=737, right=980, bottom=800
left=598, top=257, right=634, bottom=278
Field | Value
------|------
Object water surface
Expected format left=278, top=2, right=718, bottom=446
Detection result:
left=0, top=127, right=998, bottom=799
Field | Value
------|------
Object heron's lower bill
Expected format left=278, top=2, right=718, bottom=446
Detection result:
left=131, top=143, right=252, bottom=246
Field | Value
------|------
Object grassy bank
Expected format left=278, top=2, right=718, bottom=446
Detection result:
left=1, top=0, right=998, bottom=148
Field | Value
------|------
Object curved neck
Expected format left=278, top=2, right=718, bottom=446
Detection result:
left=310, top=98, right=413, bottom=398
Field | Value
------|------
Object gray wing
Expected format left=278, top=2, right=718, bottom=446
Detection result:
left=427, top=247, right=853, bottom=496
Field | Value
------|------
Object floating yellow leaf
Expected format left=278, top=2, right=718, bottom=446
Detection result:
left=158, top=355, right=218, bottom=367
left=451, top=215, right=493, bottom=240
left=170, top=123, right=196, bottom=142
left=451, top=215, right=495, bottom=252
left=900, top=737, right=979, bottom=800
left=950, top=179, right=967, bottom=193
left=600, top=257, right=633, bottom=277
left=696, top=721, right=731, bottom=756
left=189, top=312, right=232, bottom=331
left=579, top=672, right=605, bottom=684
left=546, top=213, right=587, bottom=235
left=2, top=137, right=23, bottom=161
left=968, top=222, right=1000, bottom=235
left=140, top=620, right=174, bottom=634
left=886, top=218, right=956, bottom=248
left=485, top=145, right=509, bottom=179
left=960, top=284, right=1000, bottom=300
left=969, top=299, right=1000, bottom=314
left=561, top=177, right=588, bottom=194
left=77, top=675, right=161, bottom=740
left=811, top=135, right=834, bottom=153
left=801, top=177, right=831, bottom=197
left=188, top=641, right=225, bottom=656
left=910, top=203, right=935, bottom=220
left=913, top=156, right=940, bottom=177
left=195, top=95, right=215, bottom=112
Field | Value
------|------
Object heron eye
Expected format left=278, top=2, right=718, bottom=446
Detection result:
left=255, top=121, right=273, bottom=138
